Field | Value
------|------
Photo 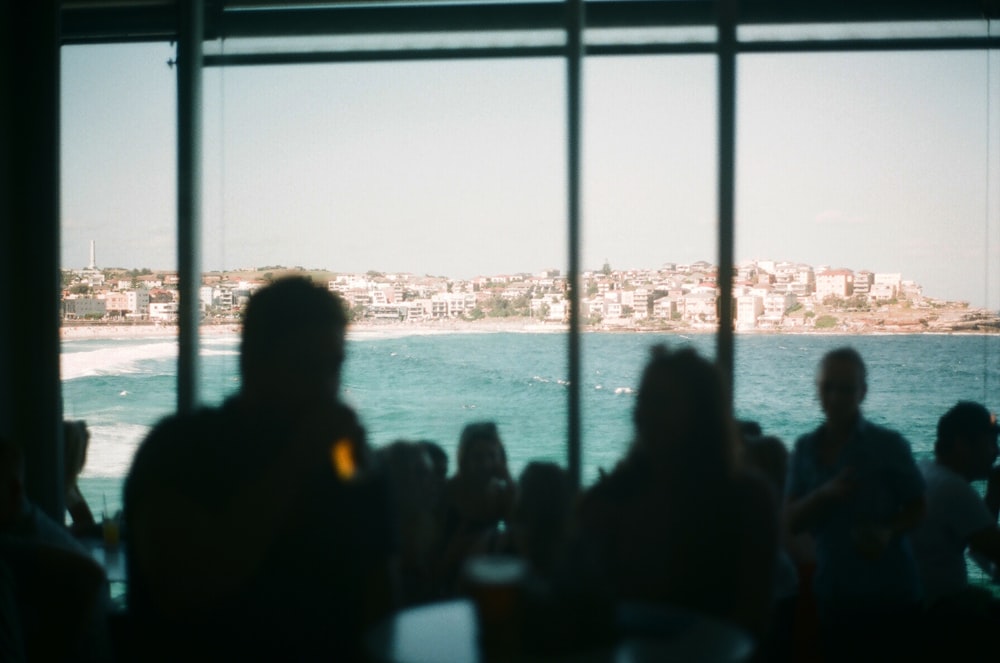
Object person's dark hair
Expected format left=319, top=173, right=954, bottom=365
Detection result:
left=632, top=345, right=735, bottom=474
left=457, top=421, right=505, bottom=474
left=935, top=401, right=999, bottom=457
left=819, top=346, right=868, bottom=389
left=737, top=420, right=762, bottom=441
left=63, top=420, right=89, bottom=480
left=240, top=277, right=348, bottom=378
left=515, top=461, right=572, bottom=527
left=418, top=440, right=448, bottom=480
left=376, top=440, right=428, bottom=488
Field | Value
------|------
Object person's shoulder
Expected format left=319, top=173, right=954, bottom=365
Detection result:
left=128, top=403, right=231, bottom=479
left=578, top=458, right=643, bottom=523
left=859, top=418, right=914, bottom=452
left=791, top=425, right=823, bottom=453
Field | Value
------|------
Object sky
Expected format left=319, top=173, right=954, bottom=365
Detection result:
left=61, top=37, right=1000, bottom=308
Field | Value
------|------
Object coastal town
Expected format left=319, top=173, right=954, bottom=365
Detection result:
left=62, top=243, right=1000, bottom=334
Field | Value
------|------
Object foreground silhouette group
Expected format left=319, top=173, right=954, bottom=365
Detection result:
left=2, top=276, right=999, bottom=662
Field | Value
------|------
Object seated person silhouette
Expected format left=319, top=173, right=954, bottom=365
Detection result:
left=510, top=461, right=573, bottom=581
left=576, top=345, right=777, bottom=639
left=0, top=434, right=110, bottom=661
left=911, top=401, right=1000, bottom=659
left=63, top=420, right=98, bottom=537
left=436, top=421, right=515, bottom=594
left=124, top=277, right=395, bottom=661
left=375, top=440, right=439, bottom=606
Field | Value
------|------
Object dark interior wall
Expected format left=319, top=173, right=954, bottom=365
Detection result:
left=1, top=1, right=11, bottom=442
left=2, top=1, right=65, bottom=519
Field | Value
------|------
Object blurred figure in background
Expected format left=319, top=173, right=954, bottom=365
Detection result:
left=576, top=345, right=777, bottom=639
left=0, top=434, right=110, bottom=661
left=63, top=420, right=98, bottom=537
left=785, top=347, right=925, bottom=661
left=510, top=461, right=573, bottom=581
left=125, top=277, right=395, bottom=661
left=738, top=422, right=798, bottom=663
left=376, top=440, right=440, bottom=606
left=911, top=401, right=1000, bottom=660
left=436, top=421, right=515, bottom=594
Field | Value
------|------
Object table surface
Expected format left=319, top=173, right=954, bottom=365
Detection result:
left=365, top=599, right=755, bottom=663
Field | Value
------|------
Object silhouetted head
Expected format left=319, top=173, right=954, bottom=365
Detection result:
left=514, top=461, right=572, bottom=529
left=457, top=421, right=508, bottom=484
left=0, top=435, right=25, bottom=526
left=513, top=461, right=573, bottom=575
left=377, top=440, right=436, bottom=511
left=737, top=420, right=762, bottom=442
left=240, top=277, right=348, bottom=414
left=632, top=345, right=736, bottom=473
left=817, top=347, right=867, bottom=427
left=419, top=440, right=448, bottom=482
left=935, top=401, right=999, bottom=481
left=63, top=420, right=90, bottom=484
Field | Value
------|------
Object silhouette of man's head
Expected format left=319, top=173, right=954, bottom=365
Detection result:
left=817, top=347, right=867, bottom=427
left=935, top=401, right=999, bottom=480
left=240, top=277, right=348, bottom=413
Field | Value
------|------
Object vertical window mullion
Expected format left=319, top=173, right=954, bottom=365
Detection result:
left=566, top=0, right=584, bottom=491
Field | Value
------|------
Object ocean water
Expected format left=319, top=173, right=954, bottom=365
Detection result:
left=61, top=331, right=1000, bottom=513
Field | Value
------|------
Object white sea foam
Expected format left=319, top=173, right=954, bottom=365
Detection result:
left=200, top=349, right=240, bottom=357
left=61, top=342, right=178, bottom=380
left=62, top=341, right=242, bottom=379
left=79, top=422, right=150, bottom=478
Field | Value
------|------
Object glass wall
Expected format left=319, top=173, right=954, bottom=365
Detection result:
left=733, top=50, right=1000, bottom=457
left=579, top=55, right=717, bottom=481
left=200, top=56, right=568, bottom=478
left=60, top=43, right=178, bottom=514
left=58, top=18, right=1000, bottom=498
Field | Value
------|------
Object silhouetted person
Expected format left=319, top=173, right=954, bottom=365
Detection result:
left=419, top=440, right=448, bottom=490
left=63, top=420, right=97, bottom=537
left=436, top=421, right=514, bottom=594
left=124, top=277, right=395, bottom=661
left=511, top=461, right=573, bottom=581
left=576, top=345, right=777, bottom=638
left=375, top=440, right=439, bottom=606
left=738, top=425, right=798, bottom=663
left=785, top=347, right=925, bottom=660
left=0, top=434, right=110, bottom=661
left=911, top=401, right=1000, bottom=660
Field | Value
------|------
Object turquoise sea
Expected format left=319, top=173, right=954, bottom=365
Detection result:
left=61, top=331, right=1000, bottom=515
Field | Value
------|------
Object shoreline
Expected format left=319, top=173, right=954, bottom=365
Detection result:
left=60, top=320, right=1000, bottom=342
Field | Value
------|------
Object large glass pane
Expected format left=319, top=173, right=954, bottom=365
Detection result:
left=734, top=50, right=1000, bottom=457
left=581, top=55, right=717, bottom=484
left=61, top=43, right=178, bottom=517
left=201, top=56, right=568, bottom=479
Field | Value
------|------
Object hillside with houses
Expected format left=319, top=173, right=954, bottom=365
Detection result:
left=61, top=259, right=1000, bottom=334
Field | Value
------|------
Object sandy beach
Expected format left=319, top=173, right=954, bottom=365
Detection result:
left=59, top=311, right=999, bottom=342
left=60, top=318, right=568, bottom=341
